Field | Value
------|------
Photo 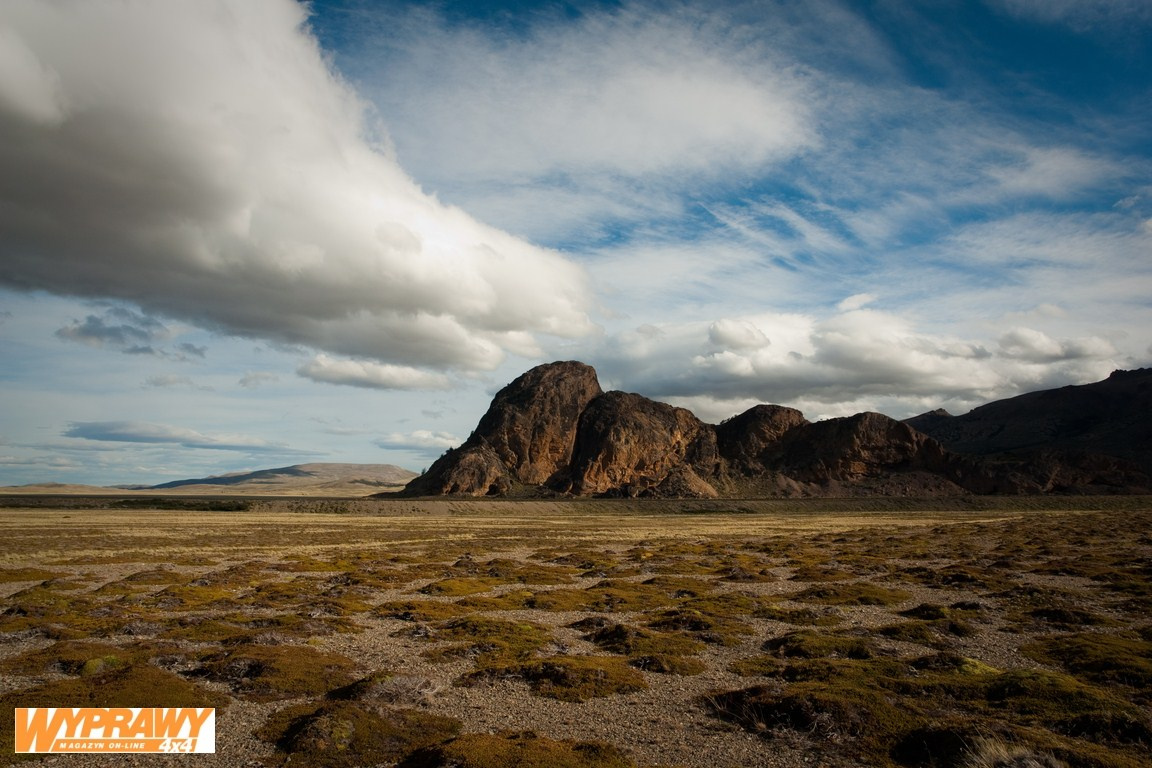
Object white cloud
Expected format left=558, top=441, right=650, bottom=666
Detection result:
left=0, top=0, right=593, bottom=377
left=297, top=354, right=453, bottom=390
left=63, top=421, right=307, bottom=454
left=351, top=3, right=816, bottom=239
left=371, top=6, right=814, bottom=183
left=708, top=319, right=770, bottom=351
left=997, top=327, right=1118, bottom=362
left=375, top=429, right=461, bottom=453
left=988, top=147, right=1121, bottom=200
left=589, top=302, right=1127, bottom=422
left=836, top=293, right=876, bottom=312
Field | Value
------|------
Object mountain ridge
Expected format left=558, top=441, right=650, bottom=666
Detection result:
left=399, top=362, right=1151, bottom=498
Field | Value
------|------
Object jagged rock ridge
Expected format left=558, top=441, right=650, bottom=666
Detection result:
left=400, top=361, right=1152, bottom=498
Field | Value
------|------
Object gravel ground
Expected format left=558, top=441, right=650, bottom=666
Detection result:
left=2, top=503, right=1149, bottom=768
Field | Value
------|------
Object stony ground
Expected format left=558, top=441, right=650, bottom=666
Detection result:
left=1, top=497, right=1150, bottom=768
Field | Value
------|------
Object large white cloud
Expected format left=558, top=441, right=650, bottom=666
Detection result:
left=0, top=0, right=593, bottom=374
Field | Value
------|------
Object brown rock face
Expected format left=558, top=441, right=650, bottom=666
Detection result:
left=400, top=443, right=513, bottom=497
left=567, top=391, right=720, bottom=497
left=716, top=404, right=809, bottom=475
left=472, top=360, right=603, bottom=485
left=399, top=361, right=601, bottom=497
left=768, top=412, right=948, bottom=483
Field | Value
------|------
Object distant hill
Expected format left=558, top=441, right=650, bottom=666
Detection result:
left=2, top=463, right=418, bottom=497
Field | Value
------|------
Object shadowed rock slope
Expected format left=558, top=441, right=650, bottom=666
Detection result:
left=399, top=362, right=1151, bottom=499
left=906, top=368, right=1152, bottom=492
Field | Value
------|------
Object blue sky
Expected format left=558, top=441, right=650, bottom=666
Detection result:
left=1, top=0, right=1150, bottom=486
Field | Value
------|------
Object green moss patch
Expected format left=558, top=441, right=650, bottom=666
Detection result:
left=792, top=581, right=910, bottom=606
left=576, top=621, right=705, bottom=674
left=375, top=599, right=473, bottom=622
left=257, top=700, right=461, bottom=768
left=1022, top=633, right=1152, bottom=689
left=0, top=567, right=67, bottom=582
left=425, top=615, right=554, bottom=664
left=762, top=630, right=878, bottom=660
left=191, top=643, right=359, bottom=701
left=702, top=681, right=914, bottom=763
left=876, top=619, right=977, bottom=648
left=420, top=576, right=507, bottom=597
left=398, top=730, right=637, bottom=768
left=0, top=585, right=144, bottom=639
left=465, top=655, right=647, bottom=702
left=2, top=639, right=162, bottom=676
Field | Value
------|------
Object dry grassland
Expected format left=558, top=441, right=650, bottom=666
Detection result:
left=1, top=497, right=1150, bottom=768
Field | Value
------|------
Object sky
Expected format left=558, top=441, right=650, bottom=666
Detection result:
left=1, top=0, right=1150, bottom=486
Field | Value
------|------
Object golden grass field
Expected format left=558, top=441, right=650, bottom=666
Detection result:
left=1, top=496, right=1150, bottom=767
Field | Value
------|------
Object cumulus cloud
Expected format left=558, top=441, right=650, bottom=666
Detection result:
left=63, top=421, right=308, bottom=454
left=297, top=354, right=453, bottom=390
left=0, top=0, right=592, bottom=377
left=997, top=327, right=1118, bottom=362
left=374, top=429, right=461, bottom=453
left=708, top=319, right=770, bottom=351
left=591, top=302, right=1126, bottom=423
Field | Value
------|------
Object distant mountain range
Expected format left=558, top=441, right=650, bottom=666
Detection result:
left=4, top=463, right=417, bottom=497
left=400, top=362, right=1152, bottom=498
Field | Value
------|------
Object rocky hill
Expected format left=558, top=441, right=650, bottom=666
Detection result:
left=398, top=362, right=1151, bottom=499
left=905, top=367, right=1152, bottom=484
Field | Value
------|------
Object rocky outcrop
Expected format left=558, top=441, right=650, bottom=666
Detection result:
left=716, top=405, right=809, bottom=476
left=470, top=360, right=603, bottom=485
left=760, top=412, right=943, bottom=483
left=398, top=361, right=1150, bottom=498
left=567, top=391, right=720, bottom=497
left=400, top=361, right=601, bottom=497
